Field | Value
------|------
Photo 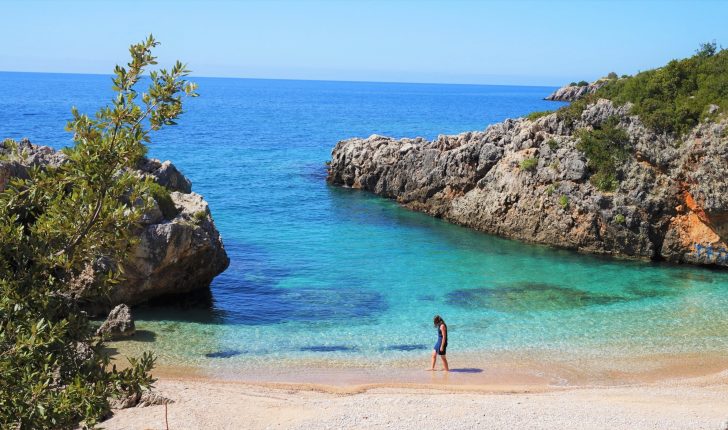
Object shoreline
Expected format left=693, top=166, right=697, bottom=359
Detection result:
left=114, top=348, right=728, bottom=390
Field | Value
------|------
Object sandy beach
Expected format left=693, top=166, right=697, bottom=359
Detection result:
left=103, top=366, right=728, bottom=430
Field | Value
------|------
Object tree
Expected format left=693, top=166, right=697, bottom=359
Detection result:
left=0, top=35, right=197, bottom=429
left=696, top=40, right=717, bottom=57
left=606, top=71, right=618, bottom=80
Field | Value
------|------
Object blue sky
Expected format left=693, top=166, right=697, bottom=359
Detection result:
left=1, top=0, right=726, bottom=85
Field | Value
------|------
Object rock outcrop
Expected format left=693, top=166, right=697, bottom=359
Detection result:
left=110, top=389, right=174, bottom=410
left=0, top=139, right=230, bottom=310
left=545, top=80, right=609, bottom=101
left=327, top=100, right=728, bottom=268
left=97, top=304, right=136, bottom=339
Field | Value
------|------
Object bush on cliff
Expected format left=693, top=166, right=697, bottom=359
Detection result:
left=519, top=157, right=538, bottom=172
left=526, top=110, right=553, bottom=120
left=0, top=36, right=197, bottom=429
left=562, top=42, right=728, bottom=136
left=148, top=181, right=180, bottom=219
left=598, top=41, right=728, bottom=135
left=576, top=116, right=630, bottom=192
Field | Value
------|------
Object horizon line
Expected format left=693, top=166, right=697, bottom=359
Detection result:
left=0, top=69, right=563, bottom=89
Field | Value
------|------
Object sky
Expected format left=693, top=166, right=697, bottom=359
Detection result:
left=1, top=0, right=727, bottom=86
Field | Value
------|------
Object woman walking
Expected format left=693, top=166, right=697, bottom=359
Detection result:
left=429, top=315, right=449, bottom=371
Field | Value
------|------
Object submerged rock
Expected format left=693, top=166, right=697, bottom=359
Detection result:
left=97, top=304, right=136, bottom=339
left=204, top=350, right=242, bottom=358
left=0, top=139, right=230, bottom=311
left=327, top=100, right=728, bottom=269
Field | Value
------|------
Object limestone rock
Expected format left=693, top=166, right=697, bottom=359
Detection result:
left=137, top=158, right=192, bottom=193
left=111, top=389, right=174, bottom=410
left=110, top=391, right=142, bottom=410
left=137, top=391, right=174, bottom=407
left=97, top=304, right=136, bottom=339
left=545, top=79, right=610, bottom=101
left=328, top=101, right=728, bottom=269
left=0, top=139, right=229, bottom=311
left=115, top=191, right=230, bottom=305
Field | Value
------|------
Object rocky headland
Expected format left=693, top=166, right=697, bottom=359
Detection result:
left=545, top=80, right=609, bottom=101
left=0, top=139, right=230, bottom=312
left=327, top=100, right=728, bottom=268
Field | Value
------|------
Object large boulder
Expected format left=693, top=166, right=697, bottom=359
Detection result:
left=115, top=191, right=230, bottom=305
left=0, top=139, right=230, bottom=311
left=97, top=304, right=136, bottom=339
left=328, top=100, right=728, bottom=269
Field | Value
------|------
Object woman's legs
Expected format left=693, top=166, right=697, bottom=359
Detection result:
left=440, top=354, right=449, bottom=371
left=429, top=350, right=437, bottom=370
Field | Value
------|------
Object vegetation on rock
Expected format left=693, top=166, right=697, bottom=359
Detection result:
left=519, top=157, right=538, bottom=172
left=525, top=110, right=553, bottom=120
left=559, top=195, right=570, bottom=209
left=576, top=116, right=630, bottom=192
left=562, top=42, right=727, bottom=136
left=148, top=181, right=180, bottom=220
left=0, top=36, right=197, bottom=429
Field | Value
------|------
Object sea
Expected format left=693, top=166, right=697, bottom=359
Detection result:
left=2, top=72, right=728, bottom=382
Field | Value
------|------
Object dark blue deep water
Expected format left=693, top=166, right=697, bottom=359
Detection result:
left=3, top=72, right=728, bottom=371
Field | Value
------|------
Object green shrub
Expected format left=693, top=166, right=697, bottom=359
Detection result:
left=577, top=80, right=589, bottom=87
left=193, top=210, right=207, bottom=224
left=546, top=139, right=559, bottom=150
left=0, top=36, right=196, bottom=429
left=559, top=195, right=570, bottom=209
left=519, top=157, right=538, bottom=171
left=569, top=82, right=577, bottom=86
left=607, top=72, right=618, bottom=80
left=576, top=116, right=630, bottom=192
left=555, top=95, right=593, bottom=127
left=148, top=181, right=180, bottom=220
left=614, top=214, right=626, bottom=224
left=546, top=184, right=556, bottom=196
left=526, top=110, right=553, bottom=120
left=595, top=42, right=728, bottom=135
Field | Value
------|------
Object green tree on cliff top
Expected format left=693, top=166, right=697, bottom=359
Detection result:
left=0, top=36, right=197, bottom=429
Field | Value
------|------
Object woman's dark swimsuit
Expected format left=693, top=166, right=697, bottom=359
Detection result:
left=434, top=324, right=447, bottom=355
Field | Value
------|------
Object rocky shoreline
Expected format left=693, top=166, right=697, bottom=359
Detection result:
left=0, top=139, right=229, bottom=312
left=327, top=99, right=728, bottom=268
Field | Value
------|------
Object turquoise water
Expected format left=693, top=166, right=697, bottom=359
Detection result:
left=2, top=72, right=728, bottom=374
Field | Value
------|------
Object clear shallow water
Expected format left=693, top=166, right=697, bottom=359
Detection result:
left=2, top=72, right=728, bottom=373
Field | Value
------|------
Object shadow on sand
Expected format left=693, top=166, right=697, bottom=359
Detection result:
left=448, top=368, right=483, bottom=373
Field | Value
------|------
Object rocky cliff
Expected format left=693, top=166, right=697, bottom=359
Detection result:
left=545, top=80, right=609, bottom=101
left=0, top=139, right=230, bottom=310
left=327, top=100, right=728, bottom=268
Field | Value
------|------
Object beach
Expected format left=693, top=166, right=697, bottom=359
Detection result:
left=103, top=369, right=728, bottom=430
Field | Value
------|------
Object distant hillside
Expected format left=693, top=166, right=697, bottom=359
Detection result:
left=552, top=42, right=727, bottom=135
